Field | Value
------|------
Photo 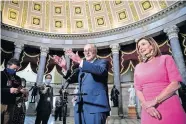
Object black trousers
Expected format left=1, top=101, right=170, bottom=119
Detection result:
left=54, top=107, right=62, bottom=121
left=35, top=111, right=50, bottom=124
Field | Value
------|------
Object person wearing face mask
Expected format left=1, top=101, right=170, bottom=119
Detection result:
left=134, top=37, right=186, bottom=124
left=12, top=78, right=29, bottom=124
left=1, top=58, right=22, bottom=124
left=35, top=74, right=53, bottom=124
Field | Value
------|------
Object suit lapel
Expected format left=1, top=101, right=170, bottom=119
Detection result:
left=80, top=58, right=99, bottom=83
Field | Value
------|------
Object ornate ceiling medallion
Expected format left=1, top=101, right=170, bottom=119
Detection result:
left=75, top=7, right=81, bottom=14
left=115, top=0, right=122, bottom=5
left=96, top=17, right=105, bottom=26
left=55, top=21, right=62, bottom=28
left=32, top=17, right=40, bottom=25
left=94, top=3, right=102, bottom=11
left=55, top=7, right=61, bottom=14
left=141, top=1, right=152, bottom=11
left=8, top=9, right=18, bottom=21
left=34, top=3, right=41, bottom=11
left=118, top=10, right=127, bottom=20
left=76, top=21, right=83, bottom=28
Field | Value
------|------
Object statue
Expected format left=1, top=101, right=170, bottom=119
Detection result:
left=110, top=85, right=119, bottom=107
left=72, top=86, right=79, bottom=106
left=29, top=83, right=38, bottom=103
left=128, top=84, right=136, bottom=106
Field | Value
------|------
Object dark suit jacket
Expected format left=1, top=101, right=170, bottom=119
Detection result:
left=1, top=69, right=22, bottom=104
left=36, top=85, right=53, bottom=114
left=65, top=58, right=111, bottom=113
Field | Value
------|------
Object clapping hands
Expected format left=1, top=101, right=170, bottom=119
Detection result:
left=52, top=49, right=82, bottom=69
left=52, top=55, right=67, bottom=70
left=65, top=49, right=82, bottom=64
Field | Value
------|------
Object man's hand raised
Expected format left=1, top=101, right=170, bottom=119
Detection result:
left=52, top=55, right=67, bottom=70
left=65, top=49, right=82, bottom=64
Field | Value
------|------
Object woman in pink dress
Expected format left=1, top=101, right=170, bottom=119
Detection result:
left=134, top=37, right=186, bottom=124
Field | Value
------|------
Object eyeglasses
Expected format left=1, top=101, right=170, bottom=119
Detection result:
left=83, top=49, right=95, bottom=54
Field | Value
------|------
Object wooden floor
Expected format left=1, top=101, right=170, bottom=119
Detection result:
left=24, top=116, right=141, bottom=124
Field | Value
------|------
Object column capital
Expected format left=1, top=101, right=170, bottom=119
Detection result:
left=110, top=43, right=120, bottom=54
left=40, top=47, right=49, bottom=56
left=164, top=25, right=179, bottom=39
left=14, top=42, right=24, bottom=53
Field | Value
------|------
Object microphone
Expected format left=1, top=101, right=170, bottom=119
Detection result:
left=66, top=68, right=80, bottom=82
left=80, top=73, right=85, bottom=79
left=62, top=68, right=80, bottom=89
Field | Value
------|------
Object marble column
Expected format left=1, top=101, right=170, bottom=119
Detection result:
left=164, top=25, right=186, bottom=85
left=64, top=49, right=71, bottom=70
left=36, top=47, right=49, bottom=84
left=13, top=42, right=24, bottom=60
left=110, top=43, right=123, bottom=116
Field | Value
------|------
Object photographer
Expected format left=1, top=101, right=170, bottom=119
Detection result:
left=1, top=58, right=23, bottom=124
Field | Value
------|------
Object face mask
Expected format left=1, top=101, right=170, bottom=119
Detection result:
left=45, top=79, right=52, bottom=85
left=6, top=68, right=16, bottom=75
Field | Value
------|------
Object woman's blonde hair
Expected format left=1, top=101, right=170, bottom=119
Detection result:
left=136, top=37, right=162, bottom=62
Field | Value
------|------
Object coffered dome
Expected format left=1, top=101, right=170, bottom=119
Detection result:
left=2, top=0, right=177, bottom=34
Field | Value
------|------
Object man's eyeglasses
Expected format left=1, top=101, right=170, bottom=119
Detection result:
left=83, top=50, right=94, bottom=54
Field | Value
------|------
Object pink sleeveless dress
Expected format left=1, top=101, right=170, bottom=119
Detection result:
left=134, top=55, right=186, bottom=124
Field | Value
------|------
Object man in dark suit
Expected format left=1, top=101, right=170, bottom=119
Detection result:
left=53, top=44, right=110, bottom=124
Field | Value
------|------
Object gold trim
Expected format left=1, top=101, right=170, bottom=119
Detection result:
left=97, top=53, right=112, bottom=58
left=158, top=40, right=171, bottom=53
left=181, top=33, right=186, bottom=56
left=45, top=1, right=49, bottom=32
left=1, top=48, right=13, bottom=54
left=44, top=55, right=50, bottom=74
left=21, top=1, right=28, bottom=28
left=105, top=1, right=113, bottom=28
left=120, top=52, right=125, bottom=73
left=24, top=51, right=40, bottom=57
left=19, top=51, right=27, bottom=70
left=120, top=61, right=135, bottom=75
left=129, top=1, right=139, bottom=21
left=159, top=0, right=167, bottom=9
left=85, top=0, right=92, bottom=33
left=66, top=1, right=71, bottom=33
left=121, top=49, right=136, bottom=54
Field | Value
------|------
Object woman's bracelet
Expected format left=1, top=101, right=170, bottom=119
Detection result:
left=155, top=97, right=160, bottom=104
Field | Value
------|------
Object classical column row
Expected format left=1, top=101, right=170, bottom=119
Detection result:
left=164, top=25, right=186, bottom=85
left=12, top=25, right=186, bottom=93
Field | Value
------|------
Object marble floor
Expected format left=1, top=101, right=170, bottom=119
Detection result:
left=24, top=116, right=141, bottom=124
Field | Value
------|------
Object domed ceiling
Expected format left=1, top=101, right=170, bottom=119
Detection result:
left=2, top=0, right=176, bottom=34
